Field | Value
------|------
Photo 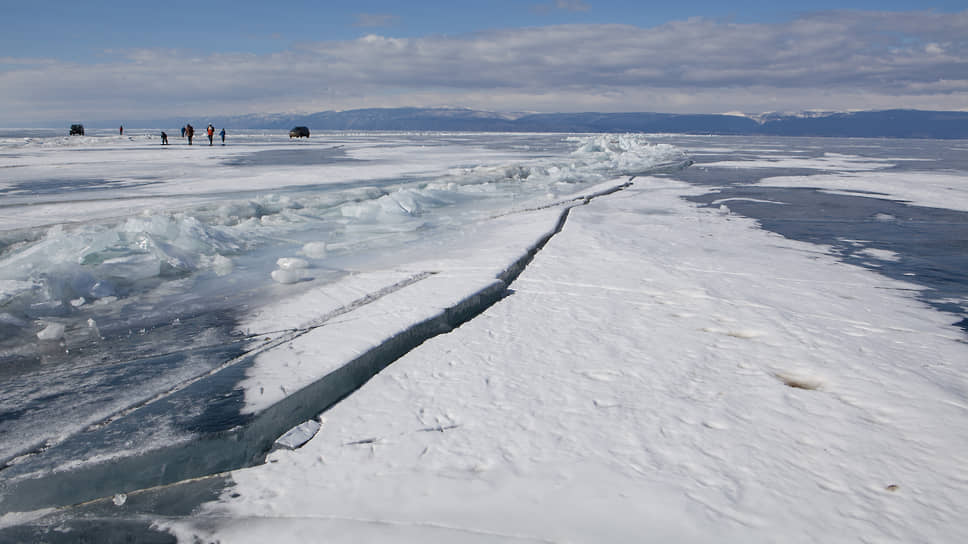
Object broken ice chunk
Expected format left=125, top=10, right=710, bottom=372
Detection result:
left=271, top=257, right=311, bottom=284
left=270, top=268, right=306, bottom=284
left=37, top=322, right=66, bottom=341
left=276, top=257, right=308, bottom=271
left=274, top=419, right=322, bottom=450
left=301, top=242, right=328, bottom=259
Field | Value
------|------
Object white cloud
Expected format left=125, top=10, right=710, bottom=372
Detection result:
left=1, top=10, right=966, bottom=123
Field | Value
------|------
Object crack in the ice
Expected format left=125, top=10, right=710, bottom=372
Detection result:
left=87, top=271, right=438, bottom=431
left=495, top=181, right=632, bottom=286
left=0, top=272, right=437, bottom=472
left=489, top=177, right=634, bottom=221
left=0, top=181, right=633, bottom=515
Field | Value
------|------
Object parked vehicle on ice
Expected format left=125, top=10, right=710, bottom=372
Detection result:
left=69, top=124, right=85, bottom=136
left=289, top=126, right=310, bottom=139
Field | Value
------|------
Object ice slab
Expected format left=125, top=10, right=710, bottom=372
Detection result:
left=274, top=419, right=322, bottom=450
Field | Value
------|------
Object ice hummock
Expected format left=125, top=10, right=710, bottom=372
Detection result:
left=0, top=133, right=687, bottom=338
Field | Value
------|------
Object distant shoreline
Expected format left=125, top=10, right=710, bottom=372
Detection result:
left=12, top=107, right=968, bottom=139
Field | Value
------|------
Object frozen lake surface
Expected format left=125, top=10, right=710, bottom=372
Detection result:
left=0, top=130, right=690, bottom=501
left=1, top=130, right=966, bottom=541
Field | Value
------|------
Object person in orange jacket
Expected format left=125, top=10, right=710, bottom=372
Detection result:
left=207, top=124, right=215, bottom=146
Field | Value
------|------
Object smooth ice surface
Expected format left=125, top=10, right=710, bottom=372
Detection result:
left=162, top=175, right=968, bottom=543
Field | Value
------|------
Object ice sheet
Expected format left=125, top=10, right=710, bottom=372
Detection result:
left=701, top=151, right=897, bottom=171
left=162, top=175, right=968, bottom=543
left=2, top=132, right=966, bottom=541
left=0, top=130, right=690, bottom=504
left=755, top=170, right=968, bottom=212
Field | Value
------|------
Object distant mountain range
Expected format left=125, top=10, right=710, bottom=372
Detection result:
left=113, top=108, right=968, bottom=139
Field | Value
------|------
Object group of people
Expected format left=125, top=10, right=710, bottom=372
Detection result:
left=161, top=124, right=225, bottom=146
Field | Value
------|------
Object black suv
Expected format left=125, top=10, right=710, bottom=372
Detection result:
left=69, top=124, right=85, bottom=136
left=289, top=126, right=310, bottom=139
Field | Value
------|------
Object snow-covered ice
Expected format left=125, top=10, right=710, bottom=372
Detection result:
left=756, top=170, right=968, bottom=212
left=0, top=131, right=966, bottom=542
left=159, top=173, right=968, bottom=543
left=702, top=151, right=899, bottom=171
left=0, top=131, right=686, bottom=469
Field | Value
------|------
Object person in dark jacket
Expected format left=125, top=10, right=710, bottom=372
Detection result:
left=161, top=131, right=169, bottom=145
left=219, top=128, right=226, bottom=144
left=186, top=124, right=194, bottom=145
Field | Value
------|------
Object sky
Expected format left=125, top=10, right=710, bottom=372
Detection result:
left=1, top=0, right=967, bottom=124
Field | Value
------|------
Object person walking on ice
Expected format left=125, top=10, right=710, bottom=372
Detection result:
left=186, top=124, right=194, bottom=145
left=219, top=128, right=226, bottom=145
left=161, top=131, right=169, bottom=145
left=207, top=124, right=215, bottom=146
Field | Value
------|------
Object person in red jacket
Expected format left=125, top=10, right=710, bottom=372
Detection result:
left=207, top=124, right=215, bottom=146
